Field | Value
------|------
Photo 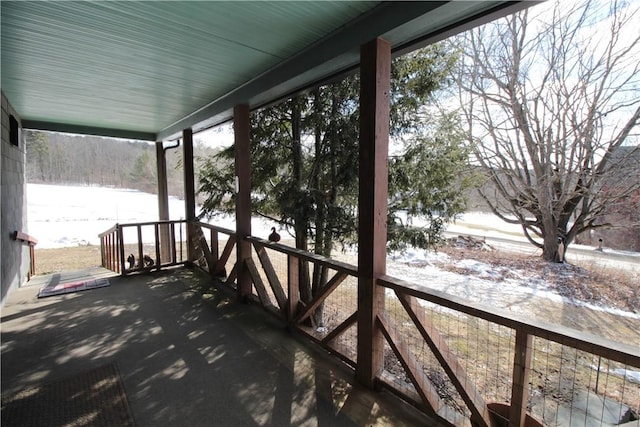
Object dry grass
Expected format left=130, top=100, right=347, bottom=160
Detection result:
left=34, top=245, right=102, bottom=275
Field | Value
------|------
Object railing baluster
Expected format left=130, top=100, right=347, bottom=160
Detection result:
left=117, top=224, right=125, bottom=275
left=170, top=222, right=177, bottom=264
left=154, top=223, right=161, bottom=269
left=179, top=221, right=183, bottom=261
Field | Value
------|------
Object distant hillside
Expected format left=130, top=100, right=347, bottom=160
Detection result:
left=24, top=130, right=220, bottom=199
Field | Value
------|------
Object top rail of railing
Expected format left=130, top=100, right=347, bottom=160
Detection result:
left=13, top=230, right=38, bottom=245
left=246, top=235, right=359, bottom=276
left=196, top=221, right=236, bottom=236
left=378, top=274, right=640, bottom=367
left=98, top=219, right=188, bottom=238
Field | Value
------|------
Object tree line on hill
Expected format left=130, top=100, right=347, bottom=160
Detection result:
left=24, top=130, right=219, bottom=199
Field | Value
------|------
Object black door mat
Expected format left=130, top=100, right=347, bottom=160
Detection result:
left=1, top=363, right=135, bottom=427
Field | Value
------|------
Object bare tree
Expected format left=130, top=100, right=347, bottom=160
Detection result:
left=458, top=0, right=640, bottom=261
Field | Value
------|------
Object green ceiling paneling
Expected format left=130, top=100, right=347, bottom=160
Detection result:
left=1, top=1, right=377, bottom=134
left=1, top=1, right=530, bottom=140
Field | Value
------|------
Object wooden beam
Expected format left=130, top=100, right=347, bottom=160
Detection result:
left=253, top=243, right=287, bottom=310
left=245, top=258, right=273, bottom=309
left=377, top=312, right=444, bottom=415
left=13, top=231, right=38, bottom=245
left=397, top=292, right=491, bottom=426
left=193, top=225, right=216, bottom=275
left=356, top=37, right=391, bottom=388
left=210, top=229, right=219, bottom=264
left=154, top=223, right=161, bottom=270
left=295, top=271, right=348, bottom=324
left=322, top=312, right=358, bottom=345
left=217, top=235, right=236, bottom=273
left=234, top=104, right=252, bottom=301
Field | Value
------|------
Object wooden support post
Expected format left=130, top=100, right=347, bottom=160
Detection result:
left=210, top=229, right=219, bottom=262
left=356, top=37, right=391, bottom=388
left=509, top=329, right=533, bottom=427
left=156, top=141, right=171, bottom=263
left=234, top=104, right=252, bottom=301
left=183, top=128, right=196, bottom=263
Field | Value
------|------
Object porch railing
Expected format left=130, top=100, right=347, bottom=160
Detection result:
left=99, top=220, right=640, bottom=426
left=98, top=220, right=188, bottom=274
left=13, top=230, right=38, bottom=280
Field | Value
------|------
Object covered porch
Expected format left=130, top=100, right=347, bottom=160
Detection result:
left=2, top=266, right=433, bottom=426
left=2, top=2, right=639, bottom=426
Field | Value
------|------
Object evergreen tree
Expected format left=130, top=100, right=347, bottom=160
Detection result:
left=129, top=151, right=156, bottom=193
left=198, top=45, right=473, bottom=323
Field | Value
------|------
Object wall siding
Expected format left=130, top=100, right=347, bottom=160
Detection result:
left=1, top=90, right=29, bottom=303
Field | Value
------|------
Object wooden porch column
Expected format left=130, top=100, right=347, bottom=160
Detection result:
left=183, top=128, right=196, bottom=263
left=156, top=141, right=171, bottom=263
left=356, top=37, right=391, bottom=388
left=234, top=104, right=252, bottom=301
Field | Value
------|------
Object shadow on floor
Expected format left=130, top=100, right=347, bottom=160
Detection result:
left=1, top=267, right=436, bottom=426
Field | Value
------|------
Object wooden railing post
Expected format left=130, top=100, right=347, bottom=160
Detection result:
left=137, top=225, right=144, bottom=271
left=356, top=37, right=391, bottom=388
left=13, top=231, right=38, bottom=279
left=509, top=329, right=533, bottom=427
left=154, top=223, right=162, bottom=270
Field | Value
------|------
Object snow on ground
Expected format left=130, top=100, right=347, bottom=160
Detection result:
left=449, top=211, right=640, bottom=261
left=387, top=248, right=639, bottom=320
left=27, top=183, right=639, bottom=322
left=27, top=183, right=275, bottom=247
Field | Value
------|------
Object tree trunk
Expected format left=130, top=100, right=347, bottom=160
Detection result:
left=291, top=96, right=313, bottom=303
left=542, top=234, right=561, bottom=262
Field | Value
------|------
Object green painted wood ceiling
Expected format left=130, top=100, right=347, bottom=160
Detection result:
left=1, top=1, right=531, bottom=141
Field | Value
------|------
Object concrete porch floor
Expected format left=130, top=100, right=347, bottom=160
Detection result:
left=1, top=267, right=438, bottom=426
